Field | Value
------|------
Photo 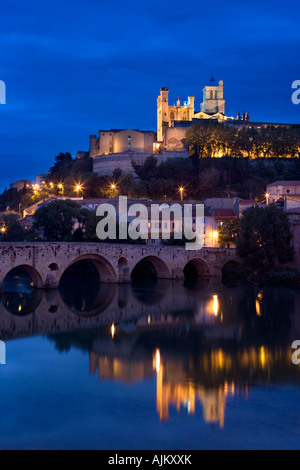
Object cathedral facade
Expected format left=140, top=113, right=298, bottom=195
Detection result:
left=157, top=79, right=236, bottom=144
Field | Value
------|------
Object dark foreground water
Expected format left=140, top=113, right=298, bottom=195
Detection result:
left=1, top=273, right=300, bottom=450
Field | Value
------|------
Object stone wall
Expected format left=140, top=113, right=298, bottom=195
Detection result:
left=93, top=150, right=189, bottom=177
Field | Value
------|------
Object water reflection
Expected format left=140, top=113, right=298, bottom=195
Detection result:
left=1, top=273, right=300, bottom=430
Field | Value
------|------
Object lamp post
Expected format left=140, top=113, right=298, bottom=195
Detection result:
left=265, top=192, right=269, bottom=205
left=0, top=226, right=7, bottom=240
left=75, top=184, right=83, bottom=196
left=111, top=183, right=117, bottom=198
left=58, top=183, right=64, bottom=194
left=179, top=186, right=184, bottom=201
left=212, top=230, right=219, bottom=247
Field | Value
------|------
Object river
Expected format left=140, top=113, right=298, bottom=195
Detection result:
left=0, top=270, right=300, bottom=449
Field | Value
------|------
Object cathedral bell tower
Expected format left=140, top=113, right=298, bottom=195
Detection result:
left=157, top=87, right=169, bottom=142
left=201, top=78, right=225, bottom=115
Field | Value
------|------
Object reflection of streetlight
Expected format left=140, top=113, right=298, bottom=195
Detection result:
left=265, top=193, right=269, bottom=205
left=179, top=186, right=184, bottom=201
left=111, top=323, right=115, bottom=339
left=213, top=295, right=219, bottom=316
left=155, top=349, right=161, bottom=373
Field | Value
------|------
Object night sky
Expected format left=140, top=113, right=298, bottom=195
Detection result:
left=0, top=0, right=299, bottom=191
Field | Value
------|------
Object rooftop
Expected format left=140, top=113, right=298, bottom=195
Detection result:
left=267, top=181, right=300, bottom=186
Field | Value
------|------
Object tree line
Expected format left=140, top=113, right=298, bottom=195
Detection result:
left=186, top=121, right=300, bottom=160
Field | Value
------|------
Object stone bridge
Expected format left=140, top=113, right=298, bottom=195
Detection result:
left=0, top=243, right=239, bottom=289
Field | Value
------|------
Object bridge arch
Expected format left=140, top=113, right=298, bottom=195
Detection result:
left=222, top=259, right=240, bottom=277
left=183, top=258, right=210, bottom=280
left=60, top=254, right=117, bottom=283
left=2, top=265, right=43, bottom=289
left=131, top=256, right=171, bottom=281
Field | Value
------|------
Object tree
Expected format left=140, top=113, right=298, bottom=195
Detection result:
left=236, top=205, right=294, bottom=269
left=33, top=200, right=81, bottom=241
left=78, top=208, right=99, bottom=242
left=186, top=121, right=235, bottom=160
left=218, top=218, right=241, bottom=247
left=131, top=156, right=158, bottom=180
left=0, top=213, right=25, bottom=241
left=49, top=152, right=74, bottom=179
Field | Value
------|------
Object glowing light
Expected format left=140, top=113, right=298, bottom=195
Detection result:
left=213, top=295, right=219, bottom=316
left=18, top=305, right=22, bottom=312
left=0, top=226, right=7, bottom=233
left=58, top=183, right=64, bottom=190
left=265, top=193, right=269, bottom=205
left=75, top=184, right=83, bottom=194
left=256, top=291, right=263, bottom=316
left=111, top=323, right=115, bottom=339
left=147, top=315, right=151, bottom=324
left=260, top=346, right=266, bottom=368
left=213, top=231, right=219, bottom=239
left=155, top=349, right=161, bottom=373
left=179, top=186, right=184, bottom=201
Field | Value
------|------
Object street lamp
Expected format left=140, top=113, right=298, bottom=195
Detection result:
left=75, top=183, right=83, bottom=196
left=58, top=183, right=64, bottom=194
left=212, top=230, right=219, bottom=247
left=265, top=192, right=269, bottom=205
left=111, top=183, right=118, bottom=197
left=0, top=226, right=7, bottom=238
left=179, top=186, right=184, bottom=201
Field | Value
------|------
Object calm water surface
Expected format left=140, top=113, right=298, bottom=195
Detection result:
left=1, top=271, right=300, bottom=450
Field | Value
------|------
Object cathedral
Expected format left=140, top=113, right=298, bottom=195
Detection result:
left=87, top=78, right=253, bottom=176
left=157, top=78, right=237, bottom=145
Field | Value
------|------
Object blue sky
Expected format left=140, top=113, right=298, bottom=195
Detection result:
left=0, top=0, right=299, bottom=190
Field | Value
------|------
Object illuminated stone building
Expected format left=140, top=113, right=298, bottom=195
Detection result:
left=90, top=129, right=155, bottom=159
left=157, top=78, right=237, bottom=146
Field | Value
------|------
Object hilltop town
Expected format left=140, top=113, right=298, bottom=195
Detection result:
left=0, top=80, right=300, bottom=282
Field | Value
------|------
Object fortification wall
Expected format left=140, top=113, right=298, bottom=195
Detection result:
left=93, top=151, right=189, bottom=177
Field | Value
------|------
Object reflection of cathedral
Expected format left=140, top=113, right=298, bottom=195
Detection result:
left=89, top=344, right=299, bottom=428
left=154, top=349, right=234, bottom=427
left=89, top=349, right=232, bottom=427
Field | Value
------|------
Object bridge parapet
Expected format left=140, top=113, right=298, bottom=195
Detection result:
left=0, top=243, right=239, bottom=289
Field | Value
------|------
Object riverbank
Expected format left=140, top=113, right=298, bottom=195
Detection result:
left=223, top=264, right=300, bottom=287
